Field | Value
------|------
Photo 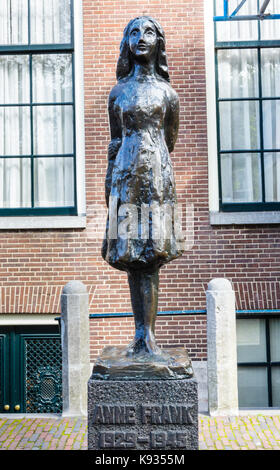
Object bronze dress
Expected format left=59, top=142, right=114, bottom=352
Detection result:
left=102, top=75, right=184, bottom=273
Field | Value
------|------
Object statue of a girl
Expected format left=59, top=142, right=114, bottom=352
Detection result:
left=102, top=16, right=184, bottom=357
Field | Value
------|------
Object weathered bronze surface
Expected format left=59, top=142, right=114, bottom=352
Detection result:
left=91, top=346, right=193, bottom=381
left=101, top=16, right=189, bottom=371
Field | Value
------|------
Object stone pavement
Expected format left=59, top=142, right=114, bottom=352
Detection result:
left=0, top=414, right=280, bottom=450
left=199, top=414, right=280, bottom=450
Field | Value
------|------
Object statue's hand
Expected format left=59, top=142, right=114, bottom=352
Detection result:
left=105, top=138, right=122, bottom=206
left=108, top=138, right=122, bottom=161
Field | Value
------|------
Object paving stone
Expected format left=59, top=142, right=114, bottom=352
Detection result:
left=0, top=415, right=279, bottom=450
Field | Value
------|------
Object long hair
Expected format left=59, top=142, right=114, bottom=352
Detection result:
left=116, top=16, right=170, bottom=82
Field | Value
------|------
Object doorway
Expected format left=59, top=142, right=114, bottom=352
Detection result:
left=0, top=325, right=62, bottom=413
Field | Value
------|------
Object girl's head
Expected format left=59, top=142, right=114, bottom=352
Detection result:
left=116, top=16, right=170, bottom=82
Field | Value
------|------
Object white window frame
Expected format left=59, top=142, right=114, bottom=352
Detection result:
left=204, top=0, right=280, bottom=225
left=0, top=0, right=86, bottom=229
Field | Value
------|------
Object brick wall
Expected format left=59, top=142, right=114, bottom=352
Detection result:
left=89, top=314, right=207, bottom=363
left=0, top=0, right=279, bottom=362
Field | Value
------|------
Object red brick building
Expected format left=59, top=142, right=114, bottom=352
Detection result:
left=0, top=0, right=279, bottom=413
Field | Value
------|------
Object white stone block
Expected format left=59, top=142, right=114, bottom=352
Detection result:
left=206, top=278, right=238, bottom=416
left=61, top=280, right=91, bottom=417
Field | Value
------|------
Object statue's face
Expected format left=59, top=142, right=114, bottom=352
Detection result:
left=128, top=19, right=158, bottom=61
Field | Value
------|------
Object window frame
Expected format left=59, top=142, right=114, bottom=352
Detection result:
left=236, top=311, right=280, bottom=408
left=204, top=0, right=280, bottom=224
left=0, top=0, right=86, bottom=224
left=215, top=45, right=280, bottom=213
left=214, top=6, right=280, bottom=212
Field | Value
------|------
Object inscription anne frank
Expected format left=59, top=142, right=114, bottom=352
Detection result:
left=92, top=404, right=195, bottom=449
left=93, top=404, right=195, bottom=425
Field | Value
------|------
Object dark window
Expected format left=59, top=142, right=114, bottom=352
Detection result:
left=237, top=314, right=280, bottom=407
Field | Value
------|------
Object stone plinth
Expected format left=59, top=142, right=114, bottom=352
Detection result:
left=88, top=375, right=198, bottom=450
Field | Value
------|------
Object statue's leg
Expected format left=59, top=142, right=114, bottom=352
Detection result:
left=127, top=269, right=160, bottom=354
left=127, top=270, right=145, bottom=344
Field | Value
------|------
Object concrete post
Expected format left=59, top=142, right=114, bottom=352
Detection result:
left=60, top=280, right=91, bottom=417
left=206, top=278, right=239, bottom=416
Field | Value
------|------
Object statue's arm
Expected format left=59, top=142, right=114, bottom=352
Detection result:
left=164, top=88, right=179, bottom=153
left=105, top=89, right=122, bottom=206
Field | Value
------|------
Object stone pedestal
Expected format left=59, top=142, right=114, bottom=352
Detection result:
left=88, top=348, right=198, bottom=450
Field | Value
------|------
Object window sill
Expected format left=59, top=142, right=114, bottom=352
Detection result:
left=0, top=314, right=58, bottom=325
left=210, top=211, right=280, bottom=225
left=0, top=215, right=86, bottom=230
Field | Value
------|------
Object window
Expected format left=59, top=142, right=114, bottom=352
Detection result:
left=214, top=0, right=280, bottom=212
left=0, top=0, right=77, bottom=216
left=237, top=314, right=280, bottom=407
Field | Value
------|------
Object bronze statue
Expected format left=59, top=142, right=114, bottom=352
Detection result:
left=102, top=16, right=184, bottom=357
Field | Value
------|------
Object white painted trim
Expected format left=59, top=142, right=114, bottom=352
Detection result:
left=238, top=408, right=280, bottom=415
left=73, top=0, right=86, bottom=218
left=0, top=314, right=58, bottom=325
left=0, top=215, right=86, bottom=229
left=210, top=211, right=280, bottom=225
left=204, top=0, right=219, bottom=213
left=0, top=0, right=86, bottom=230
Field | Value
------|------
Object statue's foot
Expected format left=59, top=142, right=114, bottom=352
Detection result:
left=126, top=334, right=162, bottom=357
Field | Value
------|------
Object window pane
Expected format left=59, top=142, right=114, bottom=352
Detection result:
left=261, top=49, right=280, bottom=98
left=260, top=0, right=280, bottom=14
left=270, top=318, right=280, bottom=361
left=215, top=0, right=258, bottom=42
left=237, top=319, right=267, bottom=362
left=0, top=158, right=31, bottom=207
left=264, top=153, right=280, bottom=202
left=272, top=367, right=280, bottom=407
left=0, top=55, right=29, bottom=104
left=32, top=54, right=73, bottom=103
left=238, top=367, right=268, bottom=407
left=0, top=107, right=30, bottom=155
left=260, top=0, right=280, bottom=40
left=30, top=0, right=71, bottom=44
left=34, top=157, right=74, bottom=207
left=216, top=20, right=258, bottom=42
left=33, top=105, right=73, bottom=155
left=218, top=49, right=258, bottom=99
left=263, top=100, right=280, bottom=149
left=215, top=0, right=258, bottom=15
left=221, top=153, right=262, bottom=203
left=0, top=0, right=28, bottom=45
left=219, top=101, right=260, bottom=150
